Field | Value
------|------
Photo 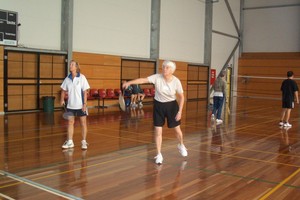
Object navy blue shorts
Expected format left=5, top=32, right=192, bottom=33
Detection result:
left=67, top=108, right=87, bottom=117
left=153, top=100, right=180, bottom=128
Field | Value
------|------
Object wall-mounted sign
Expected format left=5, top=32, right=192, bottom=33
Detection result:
left=210, top=69, right=216, bottom=85
left=0, top=9, right=18, bottom=46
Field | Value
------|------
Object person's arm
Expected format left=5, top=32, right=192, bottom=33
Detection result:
left=175, top=92, right=184, bottom=121
left=81, top=75, right=90, bottom=111
left=60, top=89, right=66, bottom=106
left=295, top=91, right=299, bottom=104
left=82, top=90, right=88, bottom=111
left=122, top=78, right=149, bottom=89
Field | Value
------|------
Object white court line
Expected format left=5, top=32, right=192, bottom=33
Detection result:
left=0, top=170, right=83, bottom=200
left=0, top=193, right=15, bottom=200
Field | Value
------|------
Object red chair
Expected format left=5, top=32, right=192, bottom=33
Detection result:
left=98, top=89, right=107, bottom=108
left=106, top=89, right=116, bottom=99
left=89, top=89, right=99, bottom=99
left=143, top=88, right=151, bottom=97
left=150, top=88, right=155, bottom=97
left=114, top=89, right=122, bottom=98
left=98, top=89, right=106, bottom=98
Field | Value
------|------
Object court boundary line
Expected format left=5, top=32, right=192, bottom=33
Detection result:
left=2, top=141, right=300, bottom=199
left=0, top=170, right=83, bottom=200
left=259, top=168, right=300, bottom=200
left=0, top=192, right=15, bottom=200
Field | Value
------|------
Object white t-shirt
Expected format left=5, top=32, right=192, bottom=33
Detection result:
left=61, top=73, right=90, bottom=109
left=147, top=74, right=183, bottom=103
left=214, top=92, right=223, bottom=97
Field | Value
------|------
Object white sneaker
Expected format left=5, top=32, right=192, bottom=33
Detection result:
left=177, top=144, right=188, bottom=157
left=154, top=153, right=163, bottom=164
left=216, top=119, right=223, bottom=124
left=62, top=140, right=74, bottom=149
left=279, top=121, right=284, bottom=126
left=284, top=122, right=292, bottom=127
left=138, top=102, right=143, bottom=108
left=81, top=140, right=88, bottom=150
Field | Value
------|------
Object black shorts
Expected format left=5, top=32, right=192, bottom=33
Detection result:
left=153, top=100, right=180, bottom=128
left=67, top=108, right=87, bottom=117
left=282, top=101, right=294, bottom=109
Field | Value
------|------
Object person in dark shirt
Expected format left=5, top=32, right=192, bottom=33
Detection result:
left=122, top=80, right=136, bottom=107
left=132, top=84, right=145, bottom=108
left=279, top=71, right=299, bottom=127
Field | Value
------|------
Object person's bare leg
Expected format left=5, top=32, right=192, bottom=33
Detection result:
left=285, top=109, right=291, bottom=123
left=154, top=126, right=163, bottom=154
left=174, top=125, right=184, bottom=145
left=280, top=108, right=286, bottom=122
left=140, top=93, right=145, bottom=101
left=131, top=94, right=137, bottom=106
left=174, top=125, right=188, bottom=157
left=137, top=93, right=141, bottom=102
left=80, top=116, right=87, bottom=140
left=67, top=116, right=75, bottom=140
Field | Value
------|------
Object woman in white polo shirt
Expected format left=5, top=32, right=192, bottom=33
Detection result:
left=60, top=60, right=90, bottom=150
left=122, top=60, right=188, bottom=164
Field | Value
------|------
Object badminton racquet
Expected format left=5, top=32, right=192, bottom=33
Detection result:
left=118, top=90, right=126, bottom=112
left=62, top=105, right=74, bottom=120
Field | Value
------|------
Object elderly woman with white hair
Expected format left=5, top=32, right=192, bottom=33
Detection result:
left=122, top=60, right=188, bottom=164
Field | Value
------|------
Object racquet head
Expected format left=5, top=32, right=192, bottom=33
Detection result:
left=118, top=93, right=126, bottom=111
left=62, top=105, right=74, bottom=120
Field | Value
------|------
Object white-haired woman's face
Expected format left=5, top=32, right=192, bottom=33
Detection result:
left=162, top=64, right=174, bottom=77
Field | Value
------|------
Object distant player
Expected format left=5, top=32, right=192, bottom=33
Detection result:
left=279, top=71, right=299, bottom=127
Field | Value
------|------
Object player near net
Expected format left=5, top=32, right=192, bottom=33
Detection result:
left=122, top=60, right=188, bottom=164
left=279, top=71, right=299, bottom=127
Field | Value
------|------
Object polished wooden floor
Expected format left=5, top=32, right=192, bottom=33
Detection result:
left=1, top=97, right=300, bottom=200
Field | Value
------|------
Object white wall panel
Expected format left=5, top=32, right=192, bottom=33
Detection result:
left=213, top=0, right=240, bottom=36
left=73, top=0, right=151, bottom=58
left=245, top=0, right=300, bottom=7
left=211, top=0, right=241, bottom=98
left=243, top=0, right=300, bottom=52
left=0, top=0, right=61, bottom=50
left=159, top=0, right=205, bottom=63
left=211, top=0, right=240, bottom=74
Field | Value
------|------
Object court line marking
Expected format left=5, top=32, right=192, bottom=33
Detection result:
left=0, top=170, right=83, bottom=200
left=259, top=167, right=300, bottom=200
left=185, top=117, right=300, bottom=159
left=2, top=142, right=300, bottom=197
left=2, top=104, right=298, bottom=195
left=99, top=121, right=300, bottom=166
left=90, top=125, right=300, bottom=170
left=182, top=184, right=216, bottom=200
left=0, top=193, right=15, bottom=200
left=0, top=103, right=270, bottom=143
